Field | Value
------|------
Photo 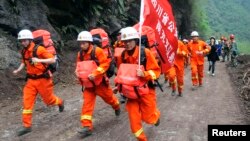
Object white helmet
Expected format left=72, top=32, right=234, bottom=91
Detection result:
left=121, top=27, right=139, bottom=41
left=191, top=31, right=199, bottom=37
left=183, top=39, right=188, bottom=43
left=18, top=29, right=33, bottom=40
left=77, top=31, right=93, bottom=42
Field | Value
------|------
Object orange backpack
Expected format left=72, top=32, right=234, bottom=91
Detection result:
left=32, top=30, right=56, bottom=55
left=32, top=29, right=59, bottom=73
left=90, top=28, right=115, bottom=78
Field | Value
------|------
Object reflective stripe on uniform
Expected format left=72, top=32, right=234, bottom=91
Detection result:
left=96, top=67, right=105, bottom=73
left=178, top=85, right=183, bottom=89
left=115, top=100, right=120, bottom=105
left=81, top=115, right=92, bottom=121
left=148, top=70, right=156, bottom=80
left=170, top=79, right=176, bottom=84
left=191, top=76, right=198, bottom=80
left=204, top=49, right=209, bottom=53
left=182, top=51, right=186, bottom=56
left=22, top=109, right=32, bottom=114
left=55, top=97, right=59, bottom=105
left=134, top=128, right=143, bottom=137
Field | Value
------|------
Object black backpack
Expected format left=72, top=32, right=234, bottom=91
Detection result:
left=79, top=46, right=115, bottom=78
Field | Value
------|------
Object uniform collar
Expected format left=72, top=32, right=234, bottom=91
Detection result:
left=27, top=42, right=35, bottom=52
left=124, top=46, right=139, bottom=59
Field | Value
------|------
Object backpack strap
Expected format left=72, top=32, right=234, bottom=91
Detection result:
left=90, top=45, right=100, bottom=66
left=121, top=46, right=147, bottom=67
left=21, top=48, right=29, bottom=65
left=32, top=44, right=40, bottom=58
left=79, top=49, right=84, bottom=61
left=79, top=45, right=99, bottom=66
left=140, top=46, right=147, bottom=67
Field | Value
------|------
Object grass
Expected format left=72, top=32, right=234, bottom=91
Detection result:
left=238, top=41, right=250, bottom=55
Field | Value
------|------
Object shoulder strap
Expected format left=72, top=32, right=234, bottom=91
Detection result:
left=91, top=45, right=100, bottom=66
left=32, top=44, right=40, bottom=58
left=140, top=46, right=147, bottom=67
left=79, top=49, right=84, bottom=61
left=107, top=47, right=113, bottom=58
left=121, top=49, right=126, bottom=63
left=121, top=46, right=147, bottom=66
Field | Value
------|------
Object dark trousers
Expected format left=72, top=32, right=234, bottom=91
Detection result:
left=208, top=61, right=216, bottom=74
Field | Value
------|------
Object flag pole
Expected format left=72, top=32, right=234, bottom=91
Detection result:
left=138, top=0, right=144, bottom=67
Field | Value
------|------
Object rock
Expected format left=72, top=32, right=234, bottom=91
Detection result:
left=0, top=36, right=20, bottom=69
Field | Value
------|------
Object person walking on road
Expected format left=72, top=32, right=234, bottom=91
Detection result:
left=207, top=36, right=219, bottom=76
left=168, top=40, right=188, bottom=96
left=13, top=29, right=64, bottom=136
left=114, top=27, right=161, bottom=141
left=75, top=31, right=120, bottom=138
left=187, top=31, right=211, bottom=90
left=229, top=34, right=239, bottom=67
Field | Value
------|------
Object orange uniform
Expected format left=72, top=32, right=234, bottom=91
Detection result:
left=113, top=40, right=125, bottom=48
left=168, top=40, right=188, bottom=94
left=21, top=42, right=63, bottom=128
left=117, top=46, right=161, bottom=141
left=188, top=40, right=210, bottom=86
left=77, top=45, right=120, bottom=131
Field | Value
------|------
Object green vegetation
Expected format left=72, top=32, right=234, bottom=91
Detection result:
left=238, top=41, right=250, bottom=54
left=197, top=0, right=250, bottom=54
left=190, top=0, right=211, bottom=39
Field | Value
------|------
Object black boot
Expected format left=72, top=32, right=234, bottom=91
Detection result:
left=59, top=100, right=64, bottom=112
left=17, top=127, right=32, bottom=136
left=115, top=108, right=121, bottom=116
left=78, top=127, right=92, bottom=137
left=154, top=118, right=160, bottom=127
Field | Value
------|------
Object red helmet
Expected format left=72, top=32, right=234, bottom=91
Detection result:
left=224, top=37, right=227, bottom=41
left=230, top=34, right=235, bottom=39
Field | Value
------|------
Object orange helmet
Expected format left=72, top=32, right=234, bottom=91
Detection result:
left=230, top=34, right=235, bottom=39
left=220, top=36, right=224, bottom=40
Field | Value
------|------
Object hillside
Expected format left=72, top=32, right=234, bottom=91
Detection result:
left=204, top=0, right=250, bottom=53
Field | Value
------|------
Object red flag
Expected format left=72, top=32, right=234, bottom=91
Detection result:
left=142, top=0, right=178, bottom=72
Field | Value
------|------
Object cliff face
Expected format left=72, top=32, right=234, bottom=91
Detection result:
left=0, top=0, right=192, bottom=69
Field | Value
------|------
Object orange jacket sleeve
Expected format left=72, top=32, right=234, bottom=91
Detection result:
left=91, top=47, right=110, bottom=77
left=36, top=46, right=54, bottom=59
left=201, top=41, right=211, bottom=55
left=143, top=48, right=161, bottom=81
left=176, top=40, right=188, bottom=57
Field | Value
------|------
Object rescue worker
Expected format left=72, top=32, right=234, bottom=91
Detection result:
left=188, top=31, right=210, bottom=90
left=222, top=37, right=230, bottom=62
left=207, top=36, right=219, bottom=76
left=229, top=34, right=239, bottom=67
left=183, top=39, right=189, bottom=68
left=13, top=29, right=64, bottom=136
left=113, top=29, right=125, bottom=49
left=75, top=31, right=120, bottom=137
left=112, top=28, right=127, bottom=104
left=168, top=40, right=188, bottom=96
left=115, top=27, right=161, bottom=141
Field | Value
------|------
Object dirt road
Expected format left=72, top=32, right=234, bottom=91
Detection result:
left=0, top=61, right=247, bottom=141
